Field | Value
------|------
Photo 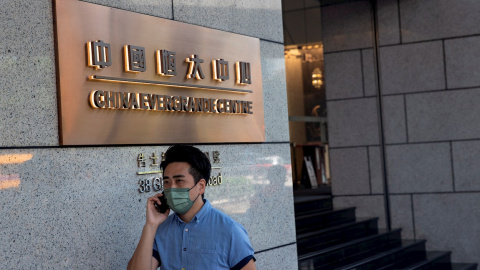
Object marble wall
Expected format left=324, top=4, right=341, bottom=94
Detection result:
left=323, top=0, right=480, bottom=264
left=0, top=0, right=295, bottom=269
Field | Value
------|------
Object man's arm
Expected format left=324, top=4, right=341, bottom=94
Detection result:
left=127, top=194, right=169, bottom=270
left=127, top=224, right=160, bottom=270
left=241, top=258, right=256, bottom=270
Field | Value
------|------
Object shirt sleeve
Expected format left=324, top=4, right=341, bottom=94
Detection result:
left=228, top=222, right=255, bottom=269
left=152, top=238, right=161, bottom=266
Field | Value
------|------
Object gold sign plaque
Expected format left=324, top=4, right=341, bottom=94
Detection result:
left=53, top=0, right=265, bottom=145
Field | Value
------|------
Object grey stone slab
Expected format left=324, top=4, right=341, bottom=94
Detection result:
left=368, top=146, right=384, bottom=194
left=0, top=0, right=58, bottom=147
left=383, top=95, right=407, bottom=144
left=445, top=36, right=480, bottom=89
left=327, top=98, right=380, bottom=148
left=173, top=0, right=283, bottom=42
left=385, top=143, right=453, bottom=193
left=378, top=0, right=401, bottom=46
left=325, top=51, right=363, bottom=100
left=81, top=0, right=173, bottom=19
left=400, top=0, right=480, bottom=43
left=452, top=140, right=480, bottom=191
left=261, top=41, right=289, bottom=142
left=324, top=51, right=364, bottom=100
left=406, top=89, right=480, bottom=142
left=413, top=193, right=480, bottom=263
left=321, top=1, right=373, bottom=53
left=330, top=147, right=371, bottom=196
left=362, top=49, right=378, bottom=97
left=333, top=195, right=386, bottom=228
left=379, top=41, right=445, bottom=95
left=0, top=143, right=295, bottom=269
left=255, top=244, right=298, bottom=270
left=390, top=195, right=414, bottom=239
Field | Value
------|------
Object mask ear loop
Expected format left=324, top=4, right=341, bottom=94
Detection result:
left=188, top=181, right=199, bottom=191
left=188, top=181, right=201, bottom=202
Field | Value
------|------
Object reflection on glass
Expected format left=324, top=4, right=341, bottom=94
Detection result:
left=0, top=153, right=33, bottom=190
left=210, top=154, right=293, bottom=215
left=0, top=153, right=33, bottom=164
left=0, top=175, right=20, bottom=189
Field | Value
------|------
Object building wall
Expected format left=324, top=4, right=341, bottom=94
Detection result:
left=324, top=0, right=480, bottom=263
left=0, top=0, right=296, bottom=269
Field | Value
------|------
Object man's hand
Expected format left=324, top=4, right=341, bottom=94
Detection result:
left=146, top=193, right=170, bottom=227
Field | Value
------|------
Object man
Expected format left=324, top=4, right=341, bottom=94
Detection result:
left=128, top=145, right=256, bottom=270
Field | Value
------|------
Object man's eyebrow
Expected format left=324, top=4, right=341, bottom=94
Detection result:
left=163, top=174, right=185, bottom=179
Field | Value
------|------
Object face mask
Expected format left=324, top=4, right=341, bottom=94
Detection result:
left=163, top=183, right=199, bottom=215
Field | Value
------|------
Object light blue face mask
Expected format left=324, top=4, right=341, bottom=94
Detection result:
left=163, top=183, right=199, bottom=215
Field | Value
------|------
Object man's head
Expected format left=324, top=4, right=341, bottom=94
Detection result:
left=160, top=145, right=211, bottom=197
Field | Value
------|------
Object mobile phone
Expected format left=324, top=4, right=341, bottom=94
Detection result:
left=154, top=193, right=169, bottom=213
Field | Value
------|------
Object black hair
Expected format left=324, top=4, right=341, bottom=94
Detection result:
left=160, top=145, right=211, bottom=189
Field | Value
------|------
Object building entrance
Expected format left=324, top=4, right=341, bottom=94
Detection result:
left=282, top=0, right=330, bottom=196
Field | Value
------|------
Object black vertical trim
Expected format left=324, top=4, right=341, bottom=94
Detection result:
left=360, top=49, right=366, bottom=97
left=366, top=146, right=372, bottom=194
left=52, top=0, right=64, bottom=145
left=370, top=0, right=392, bottom=231
left=411, top=194, right=416, bottom=240
left=403, top=94, right=409, bottom=143
left=397, top=0, right=403, bottom=44
left=442, top=40, right=449, bottom=89
left=291, top=143, right=299, bottom=187
left=171, top=0, right=175, bottom=20
left=450, top=141, right=456, bottom=192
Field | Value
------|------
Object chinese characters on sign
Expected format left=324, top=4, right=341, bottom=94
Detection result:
left=157, top=50, right=176, bottom=76
left=87, top=40, right=254, bottom=114
left=89, top=41, right=252, bottom=84
left=124, top=45, right=146, bottom=73
left=213, top=59, right=229, bottom=82
left=136, top=151, right=222, bottom=193
left=186, top=54, right=205, bottom=80
left=137, top=152, right=162, bottom=169
left=236, top=62, right=252, bottom=85
left=87, top=40, right=111, bottom=70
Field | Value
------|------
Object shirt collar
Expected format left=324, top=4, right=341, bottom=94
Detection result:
left=173, top=199, right=211, bottom=224
left=194, top=199, right=211, bottom=223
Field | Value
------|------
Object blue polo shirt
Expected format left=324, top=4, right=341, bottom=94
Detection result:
left=152, top=199, right=255, bottom=270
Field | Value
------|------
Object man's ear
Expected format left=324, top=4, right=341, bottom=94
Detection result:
left=198, top=179, right=206, bottom=194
